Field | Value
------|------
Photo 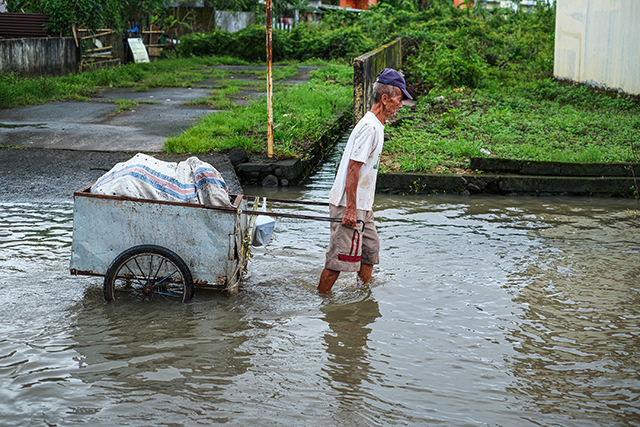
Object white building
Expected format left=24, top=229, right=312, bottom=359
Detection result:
left=554, top=0, right=640, bottom=95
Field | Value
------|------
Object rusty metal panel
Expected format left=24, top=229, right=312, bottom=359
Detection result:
left=70, top=192, right=248, bottom=287
left=554, top=0, right=640, bottom=95
left=0, top=13, right=51, bottom=37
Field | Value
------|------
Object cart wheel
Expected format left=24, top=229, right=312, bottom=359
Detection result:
left=104, top=245, right=194, bottom=303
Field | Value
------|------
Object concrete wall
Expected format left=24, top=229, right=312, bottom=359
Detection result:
left=0, top=37, right=77, bottom=77
left=215, top=11, right=254, bottom=33
left=352, top=38, right=402, bottom=124
left=554, top=0, right=640, bottom=95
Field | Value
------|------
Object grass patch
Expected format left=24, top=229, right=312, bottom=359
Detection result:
left=165, top=62, right=352, bottom=158
left=111, top=99, right=160, bottom=113
left=377, top=4, right=640, bottom=172
left=0, top=56, right=254, bottom=109
left=384, top=83, right=640, bottom=172
left=113, top=99, right=138, bottom=113
left=185, top=78, right=262, bottom=110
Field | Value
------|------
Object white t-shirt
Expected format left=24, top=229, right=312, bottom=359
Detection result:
left=328, top=112, right=384, bottom=211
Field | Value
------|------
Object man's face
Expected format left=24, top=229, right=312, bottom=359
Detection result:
left=383, top=88, right=403, bottom=120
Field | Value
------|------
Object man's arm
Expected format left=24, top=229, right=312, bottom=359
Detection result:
left=342, top=159, right=363, bottom=228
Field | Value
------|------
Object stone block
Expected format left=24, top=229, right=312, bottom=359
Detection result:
left=472, top=157, right=640, bottom=177
left=237, top=162, right=269, bottom=174
left=275, top=159, right=302, bottom=181
left=227, top=147, right=248, bottom=167
left=377, top=173, right=466, bottom=193
left=470, top=157, right=522, bottom=173
left=500, top=176, right=636, bottom=196
left=262, top=174, right=278, bottom=188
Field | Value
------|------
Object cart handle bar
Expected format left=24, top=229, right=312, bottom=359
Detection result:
left=242, top=195, right=330, bottom=207
left=241, top=209, right=365, bottom=233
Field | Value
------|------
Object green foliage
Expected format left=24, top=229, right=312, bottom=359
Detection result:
left=179, top=26, right=289, bottom=62
left=179, top=23, right=373, bottom=63
left=114, top=98, right=138, bottom=112
left=6, top=0, right=166, bottom=35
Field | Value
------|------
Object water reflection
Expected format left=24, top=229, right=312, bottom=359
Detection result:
left=321, top=288, right=381, bottom=425
left=504, top=206, right=640, bottom=424
left=70, top=290, right=253, bottom=424
left=2, top=189, right=640, bottom=425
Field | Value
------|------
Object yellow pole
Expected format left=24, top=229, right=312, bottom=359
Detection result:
left=266, top=0, right=274, bottom=158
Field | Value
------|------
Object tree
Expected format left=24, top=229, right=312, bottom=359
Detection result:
left=6, top=0, right=166, bottom=35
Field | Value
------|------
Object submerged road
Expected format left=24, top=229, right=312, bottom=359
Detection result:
left=1, top=136, right=639, bottom=426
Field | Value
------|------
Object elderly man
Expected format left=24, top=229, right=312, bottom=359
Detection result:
left=318, top=68, right=412, bottom=293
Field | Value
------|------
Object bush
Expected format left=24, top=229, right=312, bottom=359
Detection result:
left=179, top=22, right=373, bottom=63
left=178, top=32, right=234, bottom=57
left=287, top=24, right=327, bottom=61
left=322, top=27, right=374, bottom=61
left=180, top=26, right=290, bottom=62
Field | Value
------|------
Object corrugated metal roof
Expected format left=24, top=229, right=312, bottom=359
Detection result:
left=0, top=13, right=51, bottom=37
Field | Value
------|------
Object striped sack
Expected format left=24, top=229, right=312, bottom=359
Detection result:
left=90, top=153, right=232, bottom=207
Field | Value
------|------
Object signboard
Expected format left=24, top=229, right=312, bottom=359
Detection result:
left=127, top=38, right=150, bottom=63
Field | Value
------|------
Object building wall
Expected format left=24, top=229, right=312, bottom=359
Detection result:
left=554, top=0, right=640, bottom=95
left=215, top=11, right=254, bottom=33
left=339, top=0, right=377, bottom=10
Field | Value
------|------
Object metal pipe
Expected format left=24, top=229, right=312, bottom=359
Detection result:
left=243, top=195, right=330, bottom=207
left=242, top=209, right=365, bottom=232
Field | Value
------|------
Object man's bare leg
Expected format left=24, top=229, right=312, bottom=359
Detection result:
left=358, top=263, right=373, bottom=284
left=318, top=268, right=340, bottom=293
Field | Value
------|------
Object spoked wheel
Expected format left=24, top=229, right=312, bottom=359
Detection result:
left=104, top=245, right=194, bottom=303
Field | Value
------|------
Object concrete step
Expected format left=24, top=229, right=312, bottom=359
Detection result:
left=377, top=172, right=640, bottom=197
left=470, top=157, right=640, bottom=177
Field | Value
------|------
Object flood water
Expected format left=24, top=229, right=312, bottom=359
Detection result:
left=1, top=143, right=639, bottom=425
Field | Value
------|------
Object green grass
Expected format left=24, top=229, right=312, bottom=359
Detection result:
left=0, top=56, right=254, bottom=109
left=374, top=5, right=640, bottom=172
left=111, top=99, right=160, bottom=113
left=383, top=82, right=640, bottom=172
left=114, top=99, right=139, bottom=113
left=1, top=55, right=353, bottom=159
left=184, top=78, right=262, bottom=110
left=165, top=62, right=353, bottom=157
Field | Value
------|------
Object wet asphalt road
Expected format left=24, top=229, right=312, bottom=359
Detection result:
left=0, top=66, right=316, bottom=203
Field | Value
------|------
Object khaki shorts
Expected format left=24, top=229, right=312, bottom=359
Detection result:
left=325, top=204, right=380, bottom=272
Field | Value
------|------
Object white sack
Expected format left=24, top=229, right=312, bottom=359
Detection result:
left=91, top=153, right=232, bottom=207
left=251, top=199, right=275, bottom=246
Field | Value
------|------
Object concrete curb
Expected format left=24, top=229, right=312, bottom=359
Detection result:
left=378, top=172, right=639, bottom=197
left=470, top=157, right=640, bottom=177
left=234, top=110, right=353, bottom=187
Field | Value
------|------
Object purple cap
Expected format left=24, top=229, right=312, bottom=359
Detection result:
left=376, top=68, right=412, bottom=100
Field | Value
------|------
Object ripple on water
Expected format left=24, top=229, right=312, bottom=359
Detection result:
left=1, top=190, right=640, bottom=425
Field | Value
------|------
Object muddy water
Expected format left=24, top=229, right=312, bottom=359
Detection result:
left=1, top=161, right=640, bottom=425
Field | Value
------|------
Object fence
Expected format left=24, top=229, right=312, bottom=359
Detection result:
left=0, top=37, right=77, bottom=77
